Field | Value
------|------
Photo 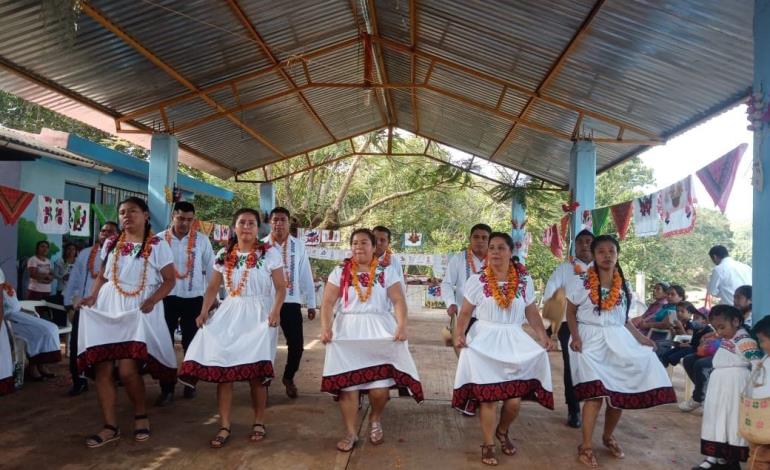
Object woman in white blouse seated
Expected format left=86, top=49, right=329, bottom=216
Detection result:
left=320, top=228, right=423, bottom=452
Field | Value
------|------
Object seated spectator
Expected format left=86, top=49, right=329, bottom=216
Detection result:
left=679, top=320, right=720, bottom=413
left=734, top=285, right=752, bottom=327
left=659, top=302, right=712, bottom=367
left=26, top=241, right=54, bottom=301
left=633, top=281, right=669, bottom=335
left=1, top=267, right=61, bottom=380
left=641, top=284, right=686, bottom=342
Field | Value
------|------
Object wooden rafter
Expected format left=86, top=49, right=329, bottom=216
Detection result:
left=491, top=0, right=607, bottom=160
left=225, top=0, right=337, bottom=141
left=365, top=0, right=397, bottom=126
left=410, top=0, right=420, bottom=134
left=81, top=3, right=287, bottom=158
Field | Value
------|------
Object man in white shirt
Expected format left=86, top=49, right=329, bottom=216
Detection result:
left=707, top=245, right=752, bottom=306
left=441, top=224, right=491, bottom=318
left=543, top=229, right=594, bottom=428
left=63, top=221, right=119, bottom=396
left=263, top=207, right=317, bottom=399
left=372, top=226, right=405, bottom=288
left=156, top=201, right=215, bottom=404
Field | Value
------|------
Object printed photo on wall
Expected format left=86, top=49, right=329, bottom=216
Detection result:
left=404, top=231, right=423, bottom=247
left=321, top=230, right=340, bottom=243
left=302, top=228, right=320, bottom=246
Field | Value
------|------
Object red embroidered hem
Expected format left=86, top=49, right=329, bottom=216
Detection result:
left=179, top=360, right=274, bottom=384
left=28, top=350, right=62, bottom=365
left=452, top=379, right=554, bottom=415
left=0, top=376, right=15, bottom=396
left=321, top=364, right=424, bottom=403
left=701, top=439, right=749, bottom=462
left=573, top=380, right=676, bottom=409
left=76, top=341, right=177, bottom=383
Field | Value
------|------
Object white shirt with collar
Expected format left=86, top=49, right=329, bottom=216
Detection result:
left=543, top=258, right=592, bottom=324
left=440, top=250, right=485, bottom=308
left=708, top=256, right=752, bottom=305
left=63, top=245, right=103, bottom=306
left=158, top=228, right=215, bottom=298
left=379, top=251, right=405, bottom=286
left=262, top=234, right=317, bottom=308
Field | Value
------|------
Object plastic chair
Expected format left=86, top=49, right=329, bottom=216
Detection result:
left=19, top=300, right=73, bottom=357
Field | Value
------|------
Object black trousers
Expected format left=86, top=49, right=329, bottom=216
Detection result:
left=557, top=322, right=580, bottom=414
left=161, top=296, right=203, bottom=392
left=280, top=303, right=304, bottom=381
left=69, top=308, right=85, bottom=387
left=682, top=353, right=713, bottom=402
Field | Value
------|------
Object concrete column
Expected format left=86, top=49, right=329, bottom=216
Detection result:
left=752, top=0, right=770, bottom=324
left=510, top=192, right=529, bottom=260
left=569, top=139, right=597, bottom=253
left=259, top=182, right=276, bottom=238
left=148, top=134, right=178, bottom=232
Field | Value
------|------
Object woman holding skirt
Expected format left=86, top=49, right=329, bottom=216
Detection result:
left=566, top=235, right=676, bottom=468
left=179, top=208, right=286, bottom=448
left=78, top=197, right=177, bottom=447
left=453, top=232, right=554, bottom=466
left=321, top=228, right=423, bottom=452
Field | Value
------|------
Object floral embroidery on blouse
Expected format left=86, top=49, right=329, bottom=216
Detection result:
left=357, top=265, right=386, bottom=288
left=215, top=248, right=265, bottom=270
left=721, top=331, right=763, bottom=361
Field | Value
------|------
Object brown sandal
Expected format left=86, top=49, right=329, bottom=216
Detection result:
left=602, top=435, right=625, bottom=458
left=209, top=427, right=230, bottom=449
left=249, top=423, right=267, bottom=442
left=336, top=435, right=359, bottom=452
left=578, top=445, right=599, bottom=468
left=480, top=444, right=499, bottom=466
left=495, top=428, right=517, bottom=456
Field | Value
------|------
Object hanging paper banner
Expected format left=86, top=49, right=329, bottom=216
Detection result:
left=0, top=185, right=34, bottom=225
left=219, top=225, right=231, bottom=242
left=68, top=202, right=91, bottom=237
left=404, top=232, right=423, bottom=247
left=542, top=224, right=563, bottom=258
left=91, top=203, right=118, bottom=226
left=559, top=214, right=570, bottom=244
left=659, top=176, right=696, bottom=238
left=610, top=201, right=633, bottom=240
left=303, top=228, right=320, bottom=246
left=198, top=221, right=214, bottom=236
left=580, top=210, right=593, bottom=232
left=591, top=207, right=610, bottom=235
left=633, top=192, right=661, bottom=237
left=321, top=230, right=340, bottom=243
left=696, top=143, right=747, bottom=214
left=36, top=195, right=68, bottom=234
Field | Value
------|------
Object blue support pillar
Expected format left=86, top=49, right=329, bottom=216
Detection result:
left=510, top=192, right=529, bottom=261
left=259, top=182, right=276, bottom=238
left=148, top=134, right=178, bottom=232
left=569, top=139, right=597, bottom=252
left=752, top=0, right=770, bottom=324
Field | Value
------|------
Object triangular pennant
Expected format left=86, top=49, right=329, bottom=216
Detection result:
left=591, top=207, right=610, bottom=235
left=696, top=144, right=747, bottom=214
left=198, top=221, right=214, bottom=236
left=0, top=185, right=34, bottom=225
left=610, top=201, right=633, bottom=240
left=91, top=203, right=118, bottom=226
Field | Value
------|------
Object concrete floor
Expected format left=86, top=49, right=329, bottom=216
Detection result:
left=2, top=309, right=705, bottom=470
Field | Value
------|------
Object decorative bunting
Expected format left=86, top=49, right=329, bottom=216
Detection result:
left=36, top=195, right=68, bottom=234
left=198, top=221, right=214, bottom=236
left=542, top=224, right=563, bottom=259
left=404, top=231, right=423, bottom=247
left=591, top=207, right=610, bottom=235
left=321, top=230, right=341, bottom=243
left=610, top=201, right=633, bottom=240
left=696, top=143, right=747, bottom=214
left=68, top=202, right=91, bottom=237
left=0, top=185, right=34, bottom=225
left=302, top=228, right=320, bottom=246
left=559, top=214, right=570, bottom=244
left=91, top=203, right=118, bottom=226
left=633, top=192, right=661, bottom=238
left=580, top=209, right=593, bottom=232
left=659, top=176, right=696, bottom=238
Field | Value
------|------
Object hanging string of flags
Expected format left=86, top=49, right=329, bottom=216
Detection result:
left=542, top=144, right=747, bottom=255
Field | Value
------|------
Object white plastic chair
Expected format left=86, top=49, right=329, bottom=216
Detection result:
left=19, top=300, right=73, bottom=357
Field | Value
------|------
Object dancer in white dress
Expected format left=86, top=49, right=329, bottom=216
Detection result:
left=179, top=208, right=286, bottom=449
left=695, top=305, right=761, bottom=469
left=78, top=197, right=176, bottom=448
left=1, top=277, right=17, bottom=396
left=566, top=235, right=676, bottom=468
left=321, top=228, right=423, bottom=453
left=453, top=232, right=553, bottom=466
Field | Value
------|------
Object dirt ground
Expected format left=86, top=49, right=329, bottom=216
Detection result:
left=1, top=308, right=705, bottom=470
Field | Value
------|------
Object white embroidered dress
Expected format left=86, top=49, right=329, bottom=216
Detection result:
left=179, top=246, right=282, bottom=383
left=321, top=263, right=423, bottom=401
left=566, top=274, right=676, bottom=408
left=452, top=268, right=553, bottom=414
left=77, top=236, right=177, bottom=380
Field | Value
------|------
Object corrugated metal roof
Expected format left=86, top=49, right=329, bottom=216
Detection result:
left=0, top=125, right=112, bottom=172
left=0, top=0, right=755, bottom=185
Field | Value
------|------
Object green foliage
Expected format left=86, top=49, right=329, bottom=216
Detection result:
left=17, top=218, right=60, bottom=259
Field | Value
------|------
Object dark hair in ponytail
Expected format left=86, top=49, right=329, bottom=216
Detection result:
left=108, top=197, right=152, bottom=258
left=709, top=304, right=748, bottom=333
left=225, top=208, right=262, bottom=256
left=590, top=235, right=631, bottom=320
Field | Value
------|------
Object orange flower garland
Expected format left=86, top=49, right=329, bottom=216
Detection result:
left=87, top=245, right=100, bottom=279
left=587, top=268, right=623, bottom=311
left=165, top=222, right=197, bottom=280
left=484, top=264, right=519, bottom=309
left=351, top=257, right=379, bottom=303
left=466, top=248, right=479, bottom=274
left=112, top=231, right=153, bottom=298
left=224, top=244, right=261, bottom=297
left=1, top=282, right=15, bottom=297
left=570, top=257, right=585, bottom=275
left=380, top=247, right=392, bottom=267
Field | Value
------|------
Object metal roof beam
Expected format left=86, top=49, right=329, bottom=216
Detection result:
left=80, top=3, right=287, bottom=158
left=491, top=0, right=607, bottom=160
left=225, top=0, right=337, bottom=141
left=409, top=0, right=420, bottom=134
left=364, top=0, right=397, bottom=126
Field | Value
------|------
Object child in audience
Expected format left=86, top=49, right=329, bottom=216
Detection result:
left=659, top=302, right=712, bottom=367
left=748, top=316, right=770, bottom=470
left=695, top=305, right=762, bottom=470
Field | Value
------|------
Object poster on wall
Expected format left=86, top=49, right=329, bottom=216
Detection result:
left=403, top=232, right=423, bottom=247
left=36, top=195, right=69, bottom=235
left=302, top=228, right=320, bottom=246
left=659, top=176, right=696, bottom=238
left=321, top=230, right=340, bottom=243
left=68, top=202, right=91, bottom=237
